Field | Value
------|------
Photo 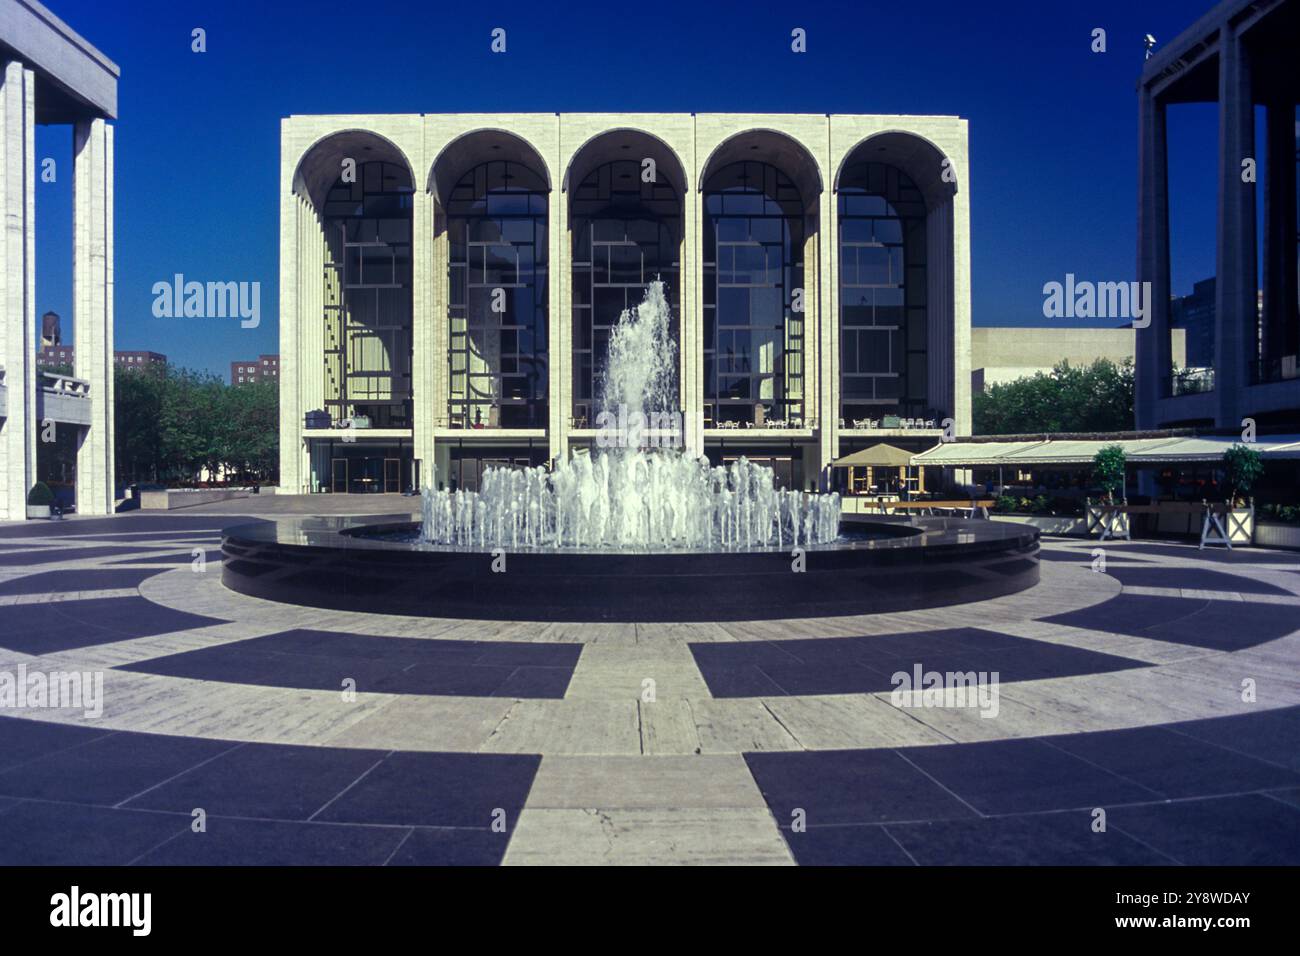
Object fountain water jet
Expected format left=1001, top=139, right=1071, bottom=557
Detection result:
left=421, top=280, right=840, bottom=552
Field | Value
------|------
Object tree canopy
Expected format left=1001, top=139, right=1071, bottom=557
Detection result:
left=115, top=364, right=278, bottom=486
left=973, top=358, right=1134, bottom=435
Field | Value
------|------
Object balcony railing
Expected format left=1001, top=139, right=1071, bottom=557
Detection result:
left=1166, top=367, right=1215, bottom=396
left=41, top=371, right=91, bottom=398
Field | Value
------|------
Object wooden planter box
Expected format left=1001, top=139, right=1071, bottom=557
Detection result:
left=25, top=504, right=51, bottom=519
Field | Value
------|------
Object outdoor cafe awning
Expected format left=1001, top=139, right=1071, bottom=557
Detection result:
left=830, top=443, right=915, bottom=468
left=911, top=435, right=1300, bottom=467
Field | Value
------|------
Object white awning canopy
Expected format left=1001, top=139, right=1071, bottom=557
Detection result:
left=912, top=435, right=1300, bottom=467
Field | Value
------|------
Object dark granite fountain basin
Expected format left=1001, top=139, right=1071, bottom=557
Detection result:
left=220, top=514, right=1039, bottom=622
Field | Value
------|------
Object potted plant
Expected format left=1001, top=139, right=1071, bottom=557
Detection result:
left=1087, top=445, right=1128, bottom=538
left=1215, top=444, right=1262, bottom=544
left=26, top=481, right=54, bottom=519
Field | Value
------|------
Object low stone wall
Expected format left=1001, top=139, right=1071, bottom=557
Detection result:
left=1256, top=522, right=1300, bottom=551
left=140, top=488, right=249, bottom=510
left=990, top=514, right=1089, bottom=536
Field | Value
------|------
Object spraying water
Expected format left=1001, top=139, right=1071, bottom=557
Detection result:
left=421, top=280, right=840, bottom=551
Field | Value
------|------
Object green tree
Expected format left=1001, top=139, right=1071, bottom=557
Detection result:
left=973, top=358, right=1134, bottom=435
left=114, top=364, right=166, bottom=484
left=1092, top=444, right=1127, bottom=503
left=115, top=364, right=279, bottom=486
left=1221, top=444, right=1263, bottom=506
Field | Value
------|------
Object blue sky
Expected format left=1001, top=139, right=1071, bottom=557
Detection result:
left=36, top=0, right=1224, bottom=376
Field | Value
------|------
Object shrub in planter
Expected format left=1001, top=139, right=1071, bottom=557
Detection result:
left=1092, top=445, right=1127, bottom=504
left=27, top=482, right=54, bottom=507
left=1221, top=444, right=1264, bottom=508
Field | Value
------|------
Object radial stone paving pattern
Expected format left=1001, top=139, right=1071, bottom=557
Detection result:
left=1, top=513, right=1298, bottom=865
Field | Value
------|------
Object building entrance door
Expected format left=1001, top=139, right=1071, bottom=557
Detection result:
left=384, top=458, right=401, bottom=493
left=331, top=458, right=349, bottom=494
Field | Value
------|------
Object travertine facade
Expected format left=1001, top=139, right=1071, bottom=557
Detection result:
left=280, top=112, right=970, bottom=494
left=0, top=0, right=117, bottom=520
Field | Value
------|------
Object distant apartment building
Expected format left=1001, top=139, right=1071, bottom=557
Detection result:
left=34, top=313, right=165, bottom=371
left=35, top=345, right=166, bottom=370
left=232, top=354, right=280, bottom=385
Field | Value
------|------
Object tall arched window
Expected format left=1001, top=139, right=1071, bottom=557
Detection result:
left=838, top=162, right=928, bottom=424
left=321, top=160, right=413, bottom=429
left=703, top=161, right=804, bottom=426
left=570, top=159, right=680, bottom=423
left=446, top=160, right=549, bottom=429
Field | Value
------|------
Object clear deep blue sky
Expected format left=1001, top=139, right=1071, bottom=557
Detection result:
left=35, top=0, right=1223, bottom=377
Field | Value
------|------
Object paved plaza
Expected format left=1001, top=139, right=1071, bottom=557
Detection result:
left=1, top=508, right=1299, bottom=865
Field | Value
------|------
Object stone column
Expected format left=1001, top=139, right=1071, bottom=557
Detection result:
left=1135, top=86, right=1172, bottom=429
left=277, top=144, right=302, bottom=493
left=548, top=117, right=568, bottom=465
left=817, top=152, right=837, bottom=489
left=1262, top=101, right=1298, bottom=365
left=412, top=187, right=436, bottom=488
left=1214, top=20, right=1256, bottom=429
left=0, top=62, right=36, bottom=521
left=73, top=117, right=115, bottom=516
left=680, top=132, right=702, bottom=459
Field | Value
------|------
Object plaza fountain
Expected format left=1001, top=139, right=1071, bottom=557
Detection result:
left=221, top=283, right=1039, bottom=621
left=419, top=281, right=841, bottom=553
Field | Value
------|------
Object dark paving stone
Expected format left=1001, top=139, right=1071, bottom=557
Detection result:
left=132, top=818, right=407, bottom=866
left=1045, top=593, right=1206, bottom=634
left=1109, top=543, right=1300, bottom=566
left=0, top=516, right=261, bottom=540
left=0, top=596, right=224, bottom=653
left=744, top=749, right=977, bottom=826
left=0, top=567, right=162, bottom=596
left=1171, top=706, right=1300, bottom=771
left=1143, top=599, right=1298, bottom=650
left=1037, top=550, right=1152, bottom=565
left=1110, top=794, right=1300, bottom=865
left=121, top=629, right=580, bottom=698
left=107, top=550, right=223, bottom=567
left=1104, top=565, right=1294, bottom=596
left=899, top=738, right=1156, bottom=814
left=0, top=801, right=190, bottom=865
left=887, top=811, right=1169, bottom=865
left=689, top=663, right=787, bottom=697
left=1043, top=593, right=1295, bottom=650
left=0, top=545, right=153, bottom=566
left=693, top=627, right=1146, bottom=697
left=1045, top=725, right=1300, bottom=798
left=313, top=751, right=541, bottom=828
left=0, top=731, right=235, bottom=804
left=386, top=827, right=510, bottom=866
left=490, top=666, right=576, bottom=698
left=1267, top=789, right=1300, bottom=810
left=778, top=823, right=915, bottom=865
left=0, top=715, right=114, bottom=772
left=71, top=531, right=224, bottom=543
left=123, top=742, right=387, bottom=820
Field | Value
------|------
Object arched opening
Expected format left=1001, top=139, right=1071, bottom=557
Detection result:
left=702, top=160, right=806, bottom=427
left=444, top=159, right=549, bottom=429
left=837, top=161, right=927, bottom=424
left=836, top=132, right=956, bottom=429
left=567, top=131, right=685, bottom=426
left=319, top=159, right=414, bottom=431
left=290, top=131, right=416, bottom=493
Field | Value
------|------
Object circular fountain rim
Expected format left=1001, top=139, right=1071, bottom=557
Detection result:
left=219, top=514, right=1041, bottom=623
